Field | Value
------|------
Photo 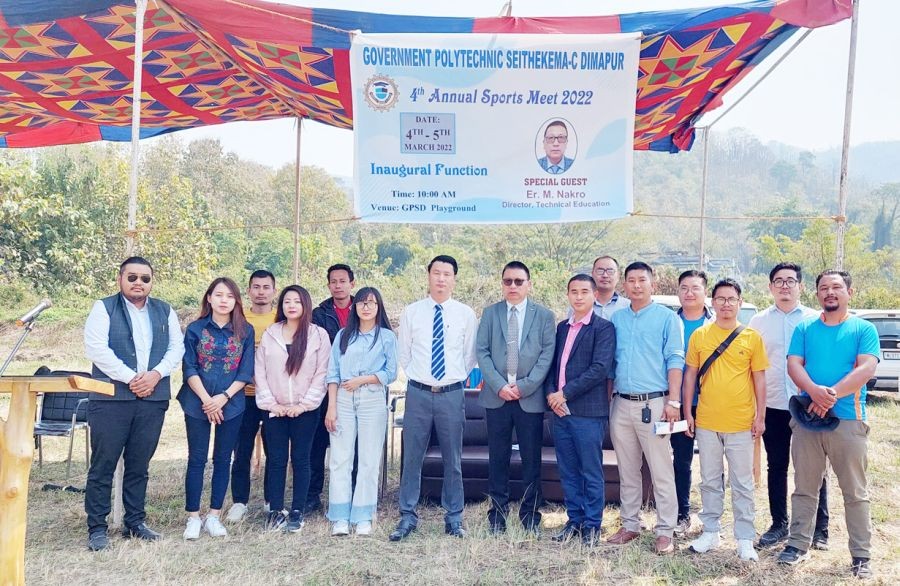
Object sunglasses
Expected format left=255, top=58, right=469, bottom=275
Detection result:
left=502, top=278, right=527, bottom=287
left=126, top=274, right=152, bottom=284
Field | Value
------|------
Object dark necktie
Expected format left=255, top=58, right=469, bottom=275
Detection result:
left=431, top=304, right=445, bottom=380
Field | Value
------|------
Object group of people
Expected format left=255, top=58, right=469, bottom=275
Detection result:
left=81, top=254, right=879, bottom=580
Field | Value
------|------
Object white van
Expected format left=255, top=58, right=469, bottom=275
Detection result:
left=651, top=294, right=758, bottom=324
left=852, top=309, right=900, bottom=392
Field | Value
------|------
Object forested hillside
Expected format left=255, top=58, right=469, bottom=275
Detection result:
left=0, top=129, right=896, bottom=323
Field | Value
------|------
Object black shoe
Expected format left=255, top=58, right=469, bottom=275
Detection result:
left=122, top=523, right=161, bottom=541
left=389, top=521, right=416, bottom=542
left=285, top=510, right=305, bottom=533
left=851, top=557, right=873, bottom=580
left=757, top=524, right=789, bottom=548
left=266, top=510, right=287, bottom=532
left=812, top=531, right=829, bottom=551
left=87, top=531, right=109, bottom=551
left=488, top=521, right=506, bottom=535
left=445, top=522, right=466, bottom=538
left=551, top=522, right=582, bottom=543
left=581, top=527, right=601, bottom=547
left=777, top=545, right=811, bottom=566
left=302, top=500, right=322, bottom=515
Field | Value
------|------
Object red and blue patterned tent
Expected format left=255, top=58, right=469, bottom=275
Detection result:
left=0, top=0, right=850, bottom=152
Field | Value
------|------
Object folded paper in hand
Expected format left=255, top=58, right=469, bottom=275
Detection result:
left=654, top=420, right=689, bottom=435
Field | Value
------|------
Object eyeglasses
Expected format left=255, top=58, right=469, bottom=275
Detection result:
left=355, top=300, right=378, bottom=309
left=593, top=268, right=617, bottom=276
left=679, top=286, right=705, bottom=294
left=772, top=278, right=799, bottom=288
left=502, top=278, right=527, bottom=287
left=126, top=274, right=151, bottom=284
left=544, top=135, right=568, bottom=143
left=713, top=296, right=741, bottom=306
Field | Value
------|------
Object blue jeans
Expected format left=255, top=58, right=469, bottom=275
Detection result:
left=184, top=414, right=242, bottom=512
left=553, top=414, right=607, bottom=530
left=230, top=395, right=269, bottom=505
left=327, top=384, right=387, bottom=524
left=671, top=405, right=697, bottom=520
left=264, top=410, right=318, bottom=512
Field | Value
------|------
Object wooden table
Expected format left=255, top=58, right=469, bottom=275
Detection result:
left=0, top=376, right=113, bottom=586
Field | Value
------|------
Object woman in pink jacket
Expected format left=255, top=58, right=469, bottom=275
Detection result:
left=254, top=285, right=331, bottom=533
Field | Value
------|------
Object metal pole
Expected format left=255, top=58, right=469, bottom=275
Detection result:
left=835, top=0, right=860, bottom=270
left=125, top=0, right=148, bottom=255
left=292, top=118, right=303, bottom=283
left=115, top=0, right=148, bottom=527
left=698, top=127, right=710, bottom=271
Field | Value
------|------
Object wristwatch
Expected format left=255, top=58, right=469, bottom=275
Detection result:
left=667, top=399, right=682, bottom=409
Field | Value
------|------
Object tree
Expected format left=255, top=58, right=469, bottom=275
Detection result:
left=756, top=220, right=899, bottom=308
left=871, top=183, right=899, bottom=250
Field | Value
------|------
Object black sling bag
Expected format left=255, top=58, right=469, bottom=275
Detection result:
left=695, top=325, right=745, bottom=396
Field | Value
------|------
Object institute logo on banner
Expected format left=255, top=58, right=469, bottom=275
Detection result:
left=364, top=75, right=399, bottom=111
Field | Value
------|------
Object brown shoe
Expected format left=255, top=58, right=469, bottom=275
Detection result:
left=607, top=527, right=640, bottom=545
left=655, top=535, right=675, bottom=555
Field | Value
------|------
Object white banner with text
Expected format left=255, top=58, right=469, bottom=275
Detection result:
left=351, top=32, right=640, bottom=224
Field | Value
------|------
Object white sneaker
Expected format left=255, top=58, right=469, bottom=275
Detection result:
left=355, top=521, right=372, bottom=536
left=204, top=515, right=228, bottom=538
left=225, top=503, right=247, bottom=523
left=737, top=539, right=759, bottom=561
left=690, top=531, right=721, bottom=553
left=331, top=520, right=350, bottom=536
left=263, top=502, right=271, bottom=514
left=183, top=517, right=202, bottom=540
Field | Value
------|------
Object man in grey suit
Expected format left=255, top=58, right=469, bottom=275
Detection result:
left=476, top=261, right=557, bottom=535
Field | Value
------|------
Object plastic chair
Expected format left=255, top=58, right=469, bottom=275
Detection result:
left=32, top=367, right=92, bottom=481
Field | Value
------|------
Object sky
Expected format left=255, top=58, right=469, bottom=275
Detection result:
left=167, top=0, right=898, bottom=177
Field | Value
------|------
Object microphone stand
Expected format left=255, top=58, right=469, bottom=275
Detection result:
left=0, top=320, right=35, bottom=377
left=1, top=315, right=85, bottom=492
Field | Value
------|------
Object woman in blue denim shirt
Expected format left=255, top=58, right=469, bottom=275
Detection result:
left=324, top=286, right=397, bottom=536
left=178, top=277, right=254, bottom=540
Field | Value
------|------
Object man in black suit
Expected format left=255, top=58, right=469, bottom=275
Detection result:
left=476, top=261, right=556, bottom=536
left=545, top=274, right=616, bottom=546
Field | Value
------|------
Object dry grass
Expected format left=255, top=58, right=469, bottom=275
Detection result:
left=3, top=325, right=899, bottom=585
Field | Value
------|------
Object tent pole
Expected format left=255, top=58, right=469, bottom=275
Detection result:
left=835, top=0, right=860, bottom=270
left=125, top=0, right=148, bottom=256
left=293, top=118, right=303, bottom=283
left=116, top=0, right=148, bottom=530
left=698, top=127, right=710, bottom=271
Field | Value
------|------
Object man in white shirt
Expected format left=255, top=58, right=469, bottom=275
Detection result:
left=390, top=255, right=478, bottom=541
left=83, top=257, right=184, bottom=551
left=749, top=262, right=829, bottom=550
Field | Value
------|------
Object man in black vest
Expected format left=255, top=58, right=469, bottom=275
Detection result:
left=83, top=257, right=184, bottom=551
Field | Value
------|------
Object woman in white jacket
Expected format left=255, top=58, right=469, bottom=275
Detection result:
left=255, top=285, right=330, bottom=533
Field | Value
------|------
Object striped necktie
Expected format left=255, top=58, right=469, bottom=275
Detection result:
left=431, top=304, right=445, bottom=380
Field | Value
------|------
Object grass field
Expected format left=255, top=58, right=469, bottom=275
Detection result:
left=2, top=325, right=899, bottom=585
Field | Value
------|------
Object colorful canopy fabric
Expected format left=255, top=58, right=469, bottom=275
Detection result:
left=0, top=0, right=850, bottom=152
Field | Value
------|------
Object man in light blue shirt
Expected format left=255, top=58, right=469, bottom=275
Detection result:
left=607, top=262, right=684, bottom=555
left=671, top=269, right=713, bottom=536
left=590, top=256, right=631, bottom=319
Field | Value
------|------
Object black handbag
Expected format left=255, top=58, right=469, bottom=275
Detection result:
left=695, top=325, right=745, bottom=395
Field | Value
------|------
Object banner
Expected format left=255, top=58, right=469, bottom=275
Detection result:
left=351, top=32, right=640, bottom=224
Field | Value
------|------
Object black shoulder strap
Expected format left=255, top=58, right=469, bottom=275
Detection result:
left=696, top=325, right=745, bottom=394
